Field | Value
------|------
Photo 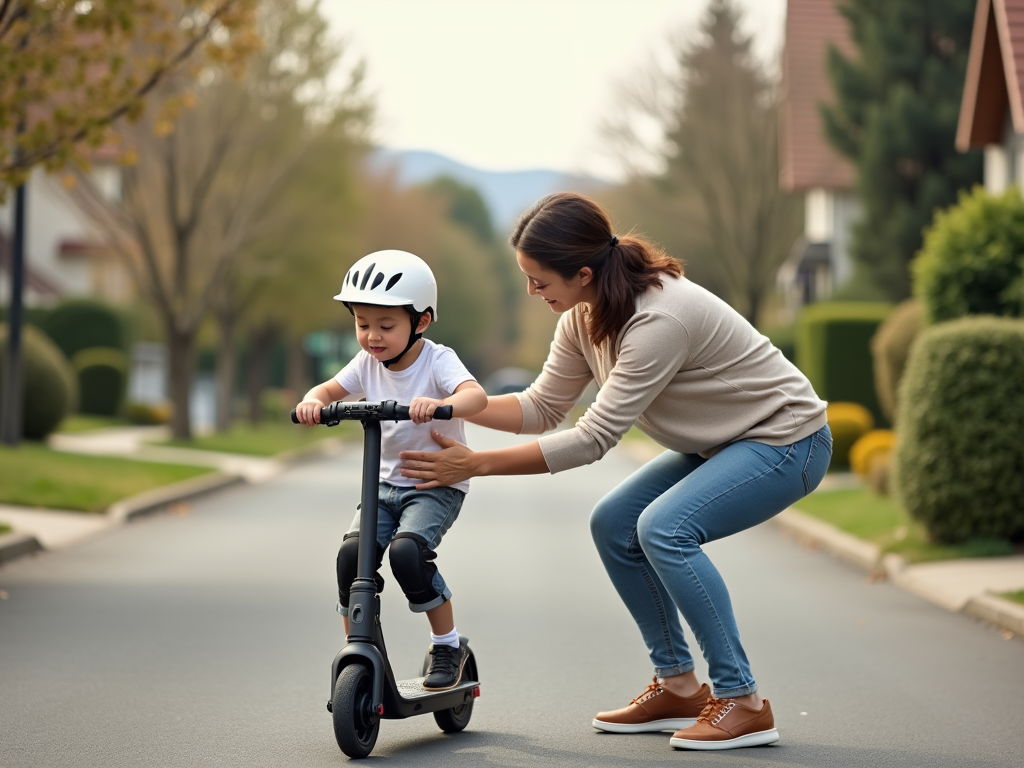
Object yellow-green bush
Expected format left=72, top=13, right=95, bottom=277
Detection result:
left=826, top=402, right=874, bottom=470
left=870, top=300, right=923, bottom=423
left=0, top=324, right=78, bottom=440
left=850, top=429, right=896, bottom=477
left=127, top=401, right=171, bottom=425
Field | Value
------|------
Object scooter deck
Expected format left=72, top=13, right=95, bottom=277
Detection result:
left=395, top=676, right=480, bottom=701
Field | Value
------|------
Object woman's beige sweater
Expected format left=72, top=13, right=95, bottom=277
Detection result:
left=514, top=275, right=828, bottom=474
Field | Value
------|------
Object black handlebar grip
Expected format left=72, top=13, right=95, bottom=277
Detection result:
left=433, top=405, right=454, bottom=420
left=290, top=410, right=300, bottom=424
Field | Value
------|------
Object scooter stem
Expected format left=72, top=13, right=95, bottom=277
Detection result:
left=347, top=418, right=382, bottom=643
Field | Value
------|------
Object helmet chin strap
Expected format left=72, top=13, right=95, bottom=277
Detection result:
left=382, top=311, right=424, bottom=369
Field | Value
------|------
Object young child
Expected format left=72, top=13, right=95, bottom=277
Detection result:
left=294, top=249, right=486, bottom=690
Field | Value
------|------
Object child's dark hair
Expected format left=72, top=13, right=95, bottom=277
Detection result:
left=510, top=192, right=683, bottom=347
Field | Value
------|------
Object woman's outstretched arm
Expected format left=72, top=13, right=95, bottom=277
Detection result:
left=399, top=431, right=547, bottom=489
left=463, top=393, right=525, bottom=433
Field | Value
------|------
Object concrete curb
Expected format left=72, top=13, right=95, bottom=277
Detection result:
left=0, top=532, right=44, bottom=567
left=773, top=507, right=1023, bottom=637
left=963, top=593, right=1024, bottom=635
left=107, top=471, right=245, bottom=523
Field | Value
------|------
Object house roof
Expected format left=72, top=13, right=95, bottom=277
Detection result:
left=957, top=0, right=1024, bottom=149
left=779, top=0, right=857, bottom=191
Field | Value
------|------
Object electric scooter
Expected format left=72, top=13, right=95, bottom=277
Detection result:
left=291, top=399, right=481, bottom=759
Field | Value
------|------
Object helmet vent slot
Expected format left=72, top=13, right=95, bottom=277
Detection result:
left=370, top=272, right=384, bottom=290
left=351, top=270, right=359, bottom=287
left=359, top=263, right=376, bottom=290
left=385, top=273, right=403, bottom=291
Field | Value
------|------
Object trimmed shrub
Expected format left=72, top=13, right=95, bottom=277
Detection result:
left=894, top=316, right=1024, bottom=543
left=870, top=300, right=924, bottom=422
left=826, top=402, right=874, bottom=470
left=37, top=299, right=128, bottom=359
left=797, top=302, right=893, bottom=426
left=914, top=186, right=1024, bottom=324
left=0, top=323, right=78, bottom=440
left=127, top=401, right=171, bottom=425
left=850, top=429, right=896, bottom=477
left=72, top=347, right=127, bottom=416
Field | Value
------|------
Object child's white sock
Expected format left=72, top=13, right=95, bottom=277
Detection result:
left=431, top=627, right=460, bottom=649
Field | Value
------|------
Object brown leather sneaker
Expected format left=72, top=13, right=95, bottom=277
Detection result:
left=669, top=696, right=779, bottom=750
left=592, top=677, right=711, bottom=733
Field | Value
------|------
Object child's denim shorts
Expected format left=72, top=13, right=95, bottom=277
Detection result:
left=338, top=483, right=465, bottom=614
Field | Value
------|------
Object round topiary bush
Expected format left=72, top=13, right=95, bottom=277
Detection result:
left=826, top=402, right=874, bottom=470
left=0, top=323, right=78, bottom=440
left=870, top=299, right=923, bottom=423
left=72, top=347, right=127, bottom=416
left=37, top=298, right=129, bottom=359
left=914, top=186, right=1024, bottom=324
left=893, top=316, right=1024, bottom=543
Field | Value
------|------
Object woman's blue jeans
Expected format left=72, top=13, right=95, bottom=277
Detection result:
left=590, top=426, right=832, bottom=698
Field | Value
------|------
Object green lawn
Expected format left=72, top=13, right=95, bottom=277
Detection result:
left=0, top=522, right=11, bottom=535
left=158, top=420, right=358, bottom=457
left=1000, top=590, right=1024, bottom=607
left=57, top=415, right=131, bottom=433
left=0, top=443, right=213, bottom=513
left=792, top=488, right=1014, bottom=563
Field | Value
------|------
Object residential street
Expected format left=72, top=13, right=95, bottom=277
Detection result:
left=1, top=425, right=1022, bottom=768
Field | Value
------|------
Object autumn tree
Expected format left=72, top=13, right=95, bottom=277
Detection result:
left=601, top=0, right=800, bottom=324
left=0, top=0, right=259, bottom=194
left=69, top=0, right=372, bottom=439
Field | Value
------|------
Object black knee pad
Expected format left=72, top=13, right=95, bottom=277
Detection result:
left=337, top=534, right=385, bottom=608
left=388, top=533, right=441, bottom=607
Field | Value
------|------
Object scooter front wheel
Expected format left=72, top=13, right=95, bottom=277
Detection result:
left=332, top=663, right=380, bottom=758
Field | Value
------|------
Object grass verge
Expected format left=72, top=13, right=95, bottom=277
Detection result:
left=0, top=522, right=11, bottom=534
left=0, top=443, right=212, bottom=513
left=158, top=420, right=358, bottom=457
left=999, top=590, right=1024, bottom=606
left=57, top=415, right=132, bottom=433
left=792, top=488, right=1014, bottom=564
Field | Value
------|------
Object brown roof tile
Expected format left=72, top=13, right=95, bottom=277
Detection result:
left=779, top=0, right=856, bottom=191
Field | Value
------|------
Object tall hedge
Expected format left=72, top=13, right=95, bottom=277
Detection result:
left=914, top=186, right=1024, bottom=323
left=796, top=302, right=892, bottom=426
left=38, top=299, right=129, bottom=359
left=72, top=347, right=128, bottom=416
left=0, top=324, right=78, bottom=440
left=894, top=316, right=1024, bottom=543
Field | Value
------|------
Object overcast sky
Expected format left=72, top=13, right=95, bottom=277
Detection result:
left=321, top=0, right=786, bottom=181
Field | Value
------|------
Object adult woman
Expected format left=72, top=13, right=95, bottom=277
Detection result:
left=399, top=192, right=831, bottom=751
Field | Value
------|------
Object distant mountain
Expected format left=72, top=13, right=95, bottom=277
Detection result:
left=367, top=148, right=609, bottom=233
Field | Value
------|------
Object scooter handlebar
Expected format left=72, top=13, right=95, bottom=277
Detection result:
left=290, top=400, right=454, bottom=426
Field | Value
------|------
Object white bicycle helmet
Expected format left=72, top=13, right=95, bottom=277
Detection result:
left=334, top=250, right=438, bottom=321
left=334, top=250, right=438, bottom=367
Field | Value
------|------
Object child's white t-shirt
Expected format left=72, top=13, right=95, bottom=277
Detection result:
left=333, top=339, right=475, bottom=493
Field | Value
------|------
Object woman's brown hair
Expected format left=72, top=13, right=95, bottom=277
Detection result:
left=510, top=192, right=683, bottom=347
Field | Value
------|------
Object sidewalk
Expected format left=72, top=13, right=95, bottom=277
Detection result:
left=0, top=426, right=346, bottom=566
left=614, top=439, right=1024, bottom=638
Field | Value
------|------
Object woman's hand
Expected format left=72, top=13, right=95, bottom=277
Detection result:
left=294, top=398, right=325, bottom=426
left=400, top=431, right=476, bottom=489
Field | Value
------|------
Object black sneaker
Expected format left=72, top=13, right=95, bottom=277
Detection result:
left=422, top=641, right=469, bottom=690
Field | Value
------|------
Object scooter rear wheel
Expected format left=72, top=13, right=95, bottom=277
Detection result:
left=333, top=663, right=380, bottom=758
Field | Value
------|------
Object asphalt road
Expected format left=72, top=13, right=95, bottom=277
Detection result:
left=1, top=425, right=1022, bottom=768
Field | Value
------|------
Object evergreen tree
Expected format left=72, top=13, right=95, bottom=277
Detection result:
left=822, top=0, right=982, bottom=300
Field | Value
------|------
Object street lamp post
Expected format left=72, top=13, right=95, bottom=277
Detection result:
left=1, top=178, right=26, bottom=446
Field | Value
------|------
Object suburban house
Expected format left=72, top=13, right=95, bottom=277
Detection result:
left=777, top=0, right=860, bottom=311
left=0, top=158, right=129, bottom=308
left=956, top=0, right=1024, bottom=192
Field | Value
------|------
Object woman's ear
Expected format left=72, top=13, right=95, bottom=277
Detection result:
left=578, top=267, right=594, bottom=287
